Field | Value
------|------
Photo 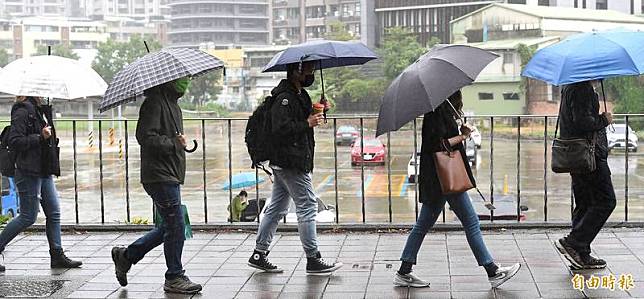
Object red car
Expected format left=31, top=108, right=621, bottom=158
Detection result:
left=351, top=137, right=387, bottom=166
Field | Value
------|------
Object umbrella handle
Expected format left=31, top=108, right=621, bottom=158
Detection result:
left=185, top=140, right=198, bottom=153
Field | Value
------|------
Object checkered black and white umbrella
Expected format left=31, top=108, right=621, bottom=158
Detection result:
left=99, top=48, right=224, bottom=113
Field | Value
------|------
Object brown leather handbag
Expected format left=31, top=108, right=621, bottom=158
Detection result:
left=433, top=139, right=474, bottom=194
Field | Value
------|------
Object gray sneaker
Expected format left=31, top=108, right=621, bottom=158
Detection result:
left=164, top=275, right=202, bottom=294
left=393, top=272, right=430, bottom=288
left=489, top=263, right=521, bottom=288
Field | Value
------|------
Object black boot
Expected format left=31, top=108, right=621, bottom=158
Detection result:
left=50, top=249, right=82, bottom=269
left=306, top=252, right=343, bottom=275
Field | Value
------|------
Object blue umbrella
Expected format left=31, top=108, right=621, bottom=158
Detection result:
left=223, top=172, right=266, bottom=190
left=262, top=40, right=377, bottom=72
left=522, top=29, right=644, bottom=86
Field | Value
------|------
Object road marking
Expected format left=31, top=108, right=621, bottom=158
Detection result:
left=356, top=175, right=374, bottom=197
left=315, top=175, right=334, bottom=194
left=400, top=176, right=410, bottom=197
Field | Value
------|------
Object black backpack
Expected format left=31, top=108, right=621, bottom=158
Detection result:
left=245, top=95, right=278, bottom=177
left=0, top=125, right=16, bottom=177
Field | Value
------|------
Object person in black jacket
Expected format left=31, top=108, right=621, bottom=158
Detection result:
left=554, top=80, right=615, bottom=270
left=248, top=61, right=343, bottom=275
left=110, top=78, right=202, bottom=295
left=394, top=91, right=520, bottom=289
left=0, top=96, right=82, bottom=272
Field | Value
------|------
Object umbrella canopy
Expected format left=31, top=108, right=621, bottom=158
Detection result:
left=376, top=45, right=499, bottom=137
left=522, top=29, right=644, bottom=86
left=99, top=48, right=224, bottom=113
left=262, top=40, right=377, bottom=72
left=0, top=55, right=107, bottom=99
left=223, top=172, right=266, bottom=190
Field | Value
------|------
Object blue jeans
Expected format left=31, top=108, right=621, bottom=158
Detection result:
left=0, top=170, right=62, bottom=253
left=401, top=192, right=493, bottom=266
left=126, top=183, right=185, bottom=279
left=256, top=167, right=318, bottom=258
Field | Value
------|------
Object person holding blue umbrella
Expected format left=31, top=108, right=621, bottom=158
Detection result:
left=554, top=80, right=615, bottom=270
left=521, top=29, right=644, bottom=270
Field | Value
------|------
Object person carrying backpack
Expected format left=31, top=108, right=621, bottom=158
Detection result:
left=247, top=61, right=342, bottom=275
left=0, top=96, right=82, bottom=272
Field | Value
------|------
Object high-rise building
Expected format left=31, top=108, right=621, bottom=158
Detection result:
left=0, top=0, right=171, bottom=19
left=0, top=0, right=67, bottom=17
left=507, top=0, right=642, bottom=14
left=363, top=0, right=643, bottom=48
left=272, top=0, right=361, bottom=45
left=83, top=0, right=169, bottom=19
left=168, top=0, right=270, bottom=48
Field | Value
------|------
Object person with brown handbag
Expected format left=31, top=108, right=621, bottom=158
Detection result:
left=393, top=91, right=521, bottom=289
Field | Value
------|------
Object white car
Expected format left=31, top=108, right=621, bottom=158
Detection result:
left=607, top=124, right=638, bottom=152
left=259, top=197, right=336, bottom=223
left=470, top=126, right=482, bottom=149
left=407, top=140, right=477, bottom=183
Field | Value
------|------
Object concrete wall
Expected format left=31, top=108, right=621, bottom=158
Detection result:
left=461, top=81, right=526, bottom=115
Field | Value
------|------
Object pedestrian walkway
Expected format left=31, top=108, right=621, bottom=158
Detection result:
left=0, top=228, right=643, bottom=298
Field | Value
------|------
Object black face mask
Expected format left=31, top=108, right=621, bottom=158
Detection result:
left=301, top=74, right=315, bottom=87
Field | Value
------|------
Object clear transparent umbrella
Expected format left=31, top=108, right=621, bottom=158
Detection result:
left=0, top=55, right=107, bottom=99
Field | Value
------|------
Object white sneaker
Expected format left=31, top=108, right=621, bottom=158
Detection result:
left=393, top=271, right=430, bottom=288
left=489, top=263, right=521, bottom=288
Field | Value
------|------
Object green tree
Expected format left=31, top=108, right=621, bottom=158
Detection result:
left=606, top=76, right=644, bottom=114
left=0, top=48, right=9, bottom=67
left=315, top=21, right=365, bottom=111
left=517, top=43, right=538, bottom=97
left=35, top=43, right=79, bottom=59
left=186, top=70, right=223, bottom=107
left=92, top=36, right=161, bottom=82
left=325, top=21, right=354, bottom=41
left=379, top=27, right=433, bottom=81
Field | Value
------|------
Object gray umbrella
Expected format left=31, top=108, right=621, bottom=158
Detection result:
left=376, top=45, right=499, bottom=137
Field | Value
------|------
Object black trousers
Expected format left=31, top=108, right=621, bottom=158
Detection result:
left=568, top=159, right=616, bottom=255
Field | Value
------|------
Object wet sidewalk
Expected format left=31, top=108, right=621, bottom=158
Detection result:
left=0, top=228, right=643, bottom=298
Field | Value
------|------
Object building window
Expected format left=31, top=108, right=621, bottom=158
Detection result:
left=503, top=93, right=520, bottom=101
left=502, top=52, right=514, bottom=65
left=596, top=0, right=608, bottom=9
left=478, top=93, right=494, bottom=101
left=507, top=0, right=527, bottom=3
left=538, top=0, right=550, bottom=6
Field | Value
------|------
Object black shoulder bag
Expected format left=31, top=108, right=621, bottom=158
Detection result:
left=551, top=95, right=597, bottom=174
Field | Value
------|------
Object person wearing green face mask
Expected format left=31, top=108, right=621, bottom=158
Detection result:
left=111, top=77, right=201, bottom=295
left=174, top=77, right=191, bottom=96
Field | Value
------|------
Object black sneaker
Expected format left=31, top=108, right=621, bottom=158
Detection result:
left=111, top=247, right=132, bottom=287
left=306, top=252, right=343, bottom=275
left=50, top=249, right=82, bottom=269
left=164, top=274, right=202, bottom=294
left=248, top=250, right=283, bottom=273
left=555, top=238, right=584, bottom=269
left=571, top=254, right=607, bottom=270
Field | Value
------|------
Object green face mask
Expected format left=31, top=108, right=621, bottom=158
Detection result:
left=174, top=77, right=191, bottom=95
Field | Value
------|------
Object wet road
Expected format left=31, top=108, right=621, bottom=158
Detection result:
left=44, top=118, right=644, bottom=224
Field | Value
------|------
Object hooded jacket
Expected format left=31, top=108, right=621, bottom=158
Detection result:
left=136, top=83, right=186, bottom=184
left=268, top=79, right=315, bottom=173
left=8, top=98, right=60, bottom=177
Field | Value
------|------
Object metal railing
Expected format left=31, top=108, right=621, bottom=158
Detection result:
left=2, top=114, right=643, bottom=225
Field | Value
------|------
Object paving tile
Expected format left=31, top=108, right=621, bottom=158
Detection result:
left=450, top=291, right=496, bottom=299
left=234, top=291, right=281, bottom=299
left=68, top=289, right=116, bottom=298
